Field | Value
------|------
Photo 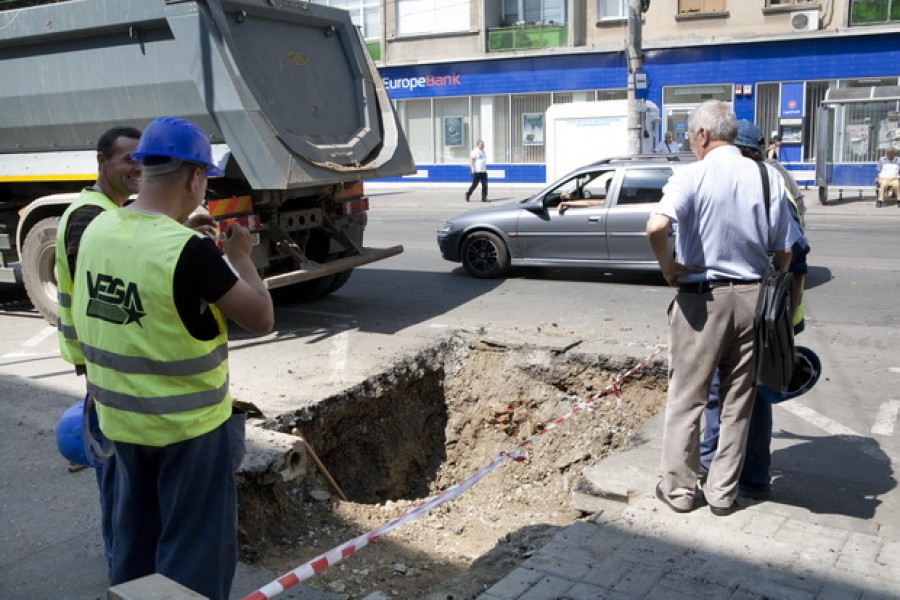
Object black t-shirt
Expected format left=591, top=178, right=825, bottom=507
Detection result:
left=66, top=207, right=239, bottom=340
left=174, top=236, right=239, bottom=340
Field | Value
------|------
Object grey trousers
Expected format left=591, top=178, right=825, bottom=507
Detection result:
left=659, top=283, right=759, bottom=510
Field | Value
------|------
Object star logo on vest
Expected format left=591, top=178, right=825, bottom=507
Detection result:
left=85, top=271, right=146, bottom=326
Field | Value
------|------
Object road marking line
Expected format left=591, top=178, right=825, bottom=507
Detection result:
left=779, top=402, right=889, bottom=462
left=0, top=351, right=58, bottom=361
left=329, top=328, right=350, bottom=378
left=871, top=400, right=900, bottom=436
left=890, top=367, right=900, bottom=374
left=23, top=326, right=56, bottom=348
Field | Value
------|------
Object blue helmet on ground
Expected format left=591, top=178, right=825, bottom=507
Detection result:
left=758, top=346, right=822, bottom=404
left=55, top=396, right=113, bottom=468
left=132, top=116, right=224, bottom=177
left=735, top=119, right=765, bottom=153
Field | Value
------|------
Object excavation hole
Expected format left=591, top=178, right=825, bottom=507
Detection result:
left=238, top=336, right=667, bottom=597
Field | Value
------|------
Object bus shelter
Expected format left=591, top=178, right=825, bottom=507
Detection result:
left=816, top=86, right=900, bottom=203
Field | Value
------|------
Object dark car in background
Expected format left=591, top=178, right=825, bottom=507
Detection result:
left=437, top=155, right=692, bottom=278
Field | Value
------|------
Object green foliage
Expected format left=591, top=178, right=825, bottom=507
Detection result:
left=850, top=0, right=891, bottom=24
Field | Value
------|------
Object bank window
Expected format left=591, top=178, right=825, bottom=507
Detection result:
left=511, top=93, right=551, bottom=163
left=501, top=0, right=567, bottom=25
left=598, top=0, right=626, bottom=20
left=434, top=97, right=471, bottom=165
left=472, top=95, right=512, bottom=163
left=678, top=0, right=726, bottom=13
left=311, top=0, right=381, bottom=40
left=849, top=0, right=900, bottom=25
left=397, top=0, right=469, bottom=36
left=396, top=99, right=434, bottom=165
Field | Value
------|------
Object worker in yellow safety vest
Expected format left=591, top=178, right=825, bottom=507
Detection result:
left=72, top=116, right=274, bottom=600
left=55, top=126, right=142, bottom=575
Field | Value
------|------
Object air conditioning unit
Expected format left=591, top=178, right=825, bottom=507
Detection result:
left=790, top=9, right=820, bottom=32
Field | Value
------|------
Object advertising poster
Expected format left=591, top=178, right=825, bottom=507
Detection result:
left=443, top=116, right=463, bottom=147
left=523, top=113, right=544, bottom=145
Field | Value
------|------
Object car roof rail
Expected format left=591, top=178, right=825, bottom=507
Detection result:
left=589, top=153, right=693, bottom=166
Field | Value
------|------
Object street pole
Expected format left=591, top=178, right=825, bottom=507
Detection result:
left=626, top=0, right=644, bottom=156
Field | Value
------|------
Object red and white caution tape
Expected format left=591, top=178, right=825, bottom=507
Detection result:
left=243, top=345, right=665, bottom=600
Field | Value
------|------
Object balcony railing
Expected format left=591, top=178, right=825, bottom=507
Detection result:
left=366, top=41, right=381, bottom=61
left=487, top=24, right=568, bottom=52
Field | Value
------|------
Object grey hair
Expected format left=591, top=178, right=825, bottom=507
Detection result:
left=688, top=100, right=737, bottom=143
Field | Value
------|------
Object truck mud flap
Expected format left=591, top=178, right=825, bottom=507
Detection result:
left=263, top=245, right=403, bottom=290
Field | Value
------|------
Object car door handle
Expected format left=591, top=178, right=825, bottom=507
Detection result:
left=588, top=216, right=603, bottom=222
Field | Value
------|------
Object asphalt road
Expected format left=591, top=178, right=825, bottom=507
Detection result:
left=0, top=184, right=898, bottom=598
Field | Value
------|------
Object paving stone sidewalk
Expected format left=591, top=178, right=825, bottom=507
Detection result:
left=478, top=412, right=900, bottom=600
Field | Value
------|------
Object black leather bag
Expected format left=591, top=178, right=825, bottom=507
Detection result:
left=755, top=161, right=794, bottom=391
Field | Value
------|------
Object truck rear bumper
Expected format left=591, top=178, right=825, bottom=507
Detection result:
left=263, top=245, right=403, bottom=290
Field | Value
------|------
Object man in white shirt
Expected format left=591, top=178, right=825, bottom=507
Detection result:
left=876, top=147, right=900, bottom=205
left=465, top=140, right=488, bottom=202
left=655, top=131, right=681, bottom=154
left=646, top=101, right=792, bottom=517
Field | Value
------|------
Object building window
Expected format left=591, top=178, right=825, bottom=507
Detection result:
left=398, top=92, right=624, bottom=166
left=849, top=0, right=900, bottom=25
left=678, top=0, right=726, bottom=13
left=397, top=0, right=468, bottom=36
left=502, top=0, right=567, bottom=25
left=598, top=0, right=627, bottom=21
left=765, top=0, right=813, bottom=5
left=311, top=0, right=381, bottom=40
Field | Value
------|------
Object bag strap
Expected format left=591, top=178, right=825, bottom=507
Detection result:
left=756, top=160, right=771, bottom=251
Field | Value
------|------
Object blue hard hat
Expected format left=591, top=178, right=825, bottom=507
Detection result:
left=758, top=346, right=822, bottom=404
left=133, top=116, right=224, bottom=177
left=55, top=396, right=113, bottom=468
left=735, top=119, right=765, bottom=152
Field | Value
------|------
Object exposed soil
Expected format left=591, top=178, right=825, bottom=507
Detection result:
left=237, top=337, right=666, bottom=599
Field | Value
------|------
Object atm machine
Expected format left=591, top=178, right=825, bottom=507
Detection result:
left=777, top=117, right=804, bottom=163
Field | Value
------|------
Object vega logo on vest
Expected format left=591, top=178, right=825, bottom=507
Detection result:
left=85, top=271, right=146, bottom=326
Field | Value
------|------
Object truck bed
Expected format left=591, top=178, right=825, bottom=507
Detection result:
left=0, top=0, right=414, bottom=190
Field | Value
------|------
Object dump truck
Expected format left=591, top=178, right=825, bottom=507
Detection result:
left=0, top=0, right=415, bottom=324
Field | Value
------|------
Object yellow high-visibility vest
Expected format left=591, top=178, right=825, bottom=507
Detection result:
left=56, top=189, right=118, bottom=365
left=73, top=209, right=231, bottom=446
left=785, top=191, right=806, bottom=328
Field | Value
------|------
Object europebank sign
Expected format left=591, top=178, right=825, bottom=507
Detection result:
left=382, top=73, right=462, bottom=93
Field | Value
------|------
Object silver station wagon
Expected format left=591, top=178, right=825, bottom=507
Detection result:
left=437, top=155, right=691, bottom=278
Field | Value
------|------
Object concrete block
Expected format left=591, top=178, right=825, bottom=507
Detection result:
left=107, top=574, right=205, bottom=599
left=239, top=425, right=309, bottom=485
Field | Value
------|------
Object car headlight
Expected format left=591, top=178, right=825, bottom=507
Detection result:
left=438, top=221, right=455, bottom=234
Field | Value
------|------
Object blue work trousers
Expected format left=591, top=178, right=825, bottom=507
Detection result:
left=110, top=411, right=245, bottom=600
left=95, top=455, right=115, bottom=578
left=700, top=370, right=772, bottom=488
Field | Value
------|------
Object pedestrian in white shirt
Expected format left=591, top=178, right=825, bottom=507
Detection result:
left=465, top=140, right=488, bottom=202
left=655, top=131, right=682, bottom=154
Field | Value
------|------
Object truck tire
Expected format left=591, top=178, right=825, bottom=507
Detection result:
left=325, top=269, right=353, bottom=294
left=287, top=268, right=353, bottom=302
left=21, top=216, right=59, bottom=325
left=461, top=231, right=510, bottom=278
left=289, top=274, right=337, bottom=303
